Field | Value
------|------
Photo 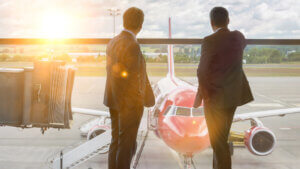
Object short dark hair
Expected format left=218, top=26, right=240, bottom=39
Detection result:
left=210, top=7, right=229, bottom=27
left=123, top=7, right=144, bottom=30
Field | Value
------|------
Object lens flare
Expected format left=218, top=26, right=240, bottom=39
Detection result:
left=121, top=71, right=128, bottom=78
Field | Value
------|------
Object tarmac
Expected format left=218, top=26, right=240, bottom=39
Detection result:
left=0, top=76, right=300, bottom=169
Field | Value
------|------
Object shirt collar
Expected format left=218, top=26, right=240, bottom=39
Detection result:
left=214, top=27, right=222, bottom=33
left=214, top=27, right=229, bottom=33
left=123, top=29, right=136, bottom=40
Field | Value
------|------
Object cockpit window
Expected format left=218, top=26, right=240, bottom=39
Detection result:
left=163, top=106, right=204, bottom=117
left=176, top=107, right=191, bottom=116
left=163, top=106, right=175, bottom=116
left=192, top=108, right=204, bottom=116
left=163, top=106, right=171, bottom=116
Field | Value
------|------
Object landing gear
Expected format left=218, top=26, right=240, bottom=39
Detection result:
left=40, top=127, right=48, bottom=134
left=183, top=155, right=197, bottom=169
left=229, top=141, right=234, bottom=156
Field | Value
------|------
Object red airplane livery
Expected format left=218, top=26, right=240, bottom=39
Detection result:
left=73, top=18, right=300, bottom=169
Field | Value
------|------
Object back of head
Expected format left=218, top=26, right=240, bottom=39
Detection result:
left=210, top=7, right=229, bottom=28
left=123, top=7, right=144, bottom=31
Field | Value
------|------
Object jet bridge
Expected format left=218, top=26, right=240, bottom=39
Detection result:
left=0, top=61, right=75, bottom=132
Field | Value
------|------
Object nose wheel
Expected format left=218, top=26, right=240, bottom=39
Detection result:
left=183, top=155, right=196, bottom=169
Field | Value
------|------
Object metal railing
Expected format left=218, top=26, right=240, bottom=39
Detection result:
left=0, top=38, right=299, bottom=45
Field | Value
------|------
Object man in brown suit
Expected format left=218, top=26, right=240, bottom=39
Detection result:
left=104, top=7, right=154, bottom=169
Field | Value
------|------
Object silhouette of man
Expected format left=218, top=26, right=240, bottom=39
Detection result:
left=194, top=7, right=254, bottom=169
left=104, top=7, right=154, bottom=169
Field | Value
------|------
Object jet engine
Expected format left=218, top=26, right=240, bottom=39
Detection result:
left=80, top=116, right=110, bottom=138
left=86, top=126, right=110, bottom=154
left=87, top=126, right=108, bottom=140
left=244, top=126, right=276, bottom=156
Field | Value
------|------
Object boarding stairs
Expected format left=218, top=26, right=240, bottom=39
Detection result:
left=52, top=128, right=148, bottom=169
left=52, top=130, right=111, bottom=169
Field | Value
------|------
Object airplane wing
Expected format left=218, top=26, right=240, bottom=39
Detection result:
left=72, top=107, right=110, bottom=117
left=233, top=107, right=300, bottom=122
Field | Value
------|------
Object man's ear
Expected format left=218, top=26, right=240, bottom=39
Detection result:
left=227, top=18, right=230, bottom=25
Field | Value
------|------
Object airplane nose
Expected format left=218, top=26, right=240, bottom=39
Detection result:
left=160, top=116, right=210, bottom=154
left=172, top=116, right=208, bottom=137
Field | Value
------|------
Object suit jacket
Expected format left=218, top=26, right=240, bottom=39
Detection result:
left=104, top=31, right=154, bottom=109
left=195, top=28, right=254, bottom=109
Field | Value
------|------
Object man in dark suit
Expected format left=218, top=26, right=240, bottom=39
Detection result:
left=194, top=7, right=254, bottom=169
left=104, top=7, right=154, bottom=169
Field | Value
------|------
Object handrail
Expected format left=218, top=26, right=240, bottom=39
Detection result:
left=0, top=38, right=299, bottom=45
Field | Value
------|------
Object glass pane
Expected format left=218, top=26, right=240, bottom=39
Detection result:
left=163, top=106, right=172, bottom=116
left=176, top=107, right=191, bottom=116
left=192, top=108, right=204, bottom=117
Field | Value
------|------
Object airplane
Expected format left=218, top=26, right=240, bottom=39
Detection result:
left=73, top=17, right=300, bottom=169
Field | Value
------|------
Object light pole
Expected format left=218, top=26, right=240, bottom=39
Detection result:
left=108, top=8, right=121, bottom=36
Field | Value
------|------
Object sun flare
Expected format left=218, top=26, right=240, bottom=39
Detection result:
left=41, top=11, right=71, bottom=38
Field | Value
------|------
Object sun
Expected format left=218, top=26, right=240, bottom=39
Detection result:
left=41, top=11, right=71, bottom=38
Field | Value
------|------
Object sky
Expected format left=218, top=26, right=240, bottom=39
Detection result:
left=0, top=0, right=299, bottom=39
